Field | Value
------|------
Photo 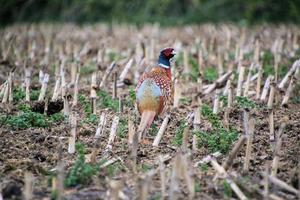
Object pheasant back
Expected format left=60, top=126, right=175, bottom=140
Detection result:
left=136, top=67, right=172, bottom=116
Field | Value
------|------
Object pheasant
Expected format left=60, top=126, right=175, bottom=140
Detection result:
left=136, top=47, right=176, bottom=140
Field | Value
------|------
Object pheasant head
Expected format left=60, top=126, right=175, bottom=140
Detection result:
left=158, top=47, right=176, bottom=69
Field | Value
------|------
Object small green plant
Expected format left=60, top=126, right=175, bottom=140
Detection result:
left=236, top=96, right=259, bottom=109
left=80, top=65, right=97, bottom=75
left=118, top=117, right=128, bottom=138
left=13, top=87, right=25, bottom=101
left=82, top=113, right=98, bottom=125
left=78, top=94, right=92, bottom=114
left=97, top=91, right=119, bottom=111
left=48, top=113, right=65, bottom=123
left=6, top=111, right=48, bottom=129
left=203, top=67, right=218, bottom=83
left=172, top=120, right=187, bottom=146
left=194, top=181, right=201, bottom=193
left=124, top=87, right=136, bottom=107
left=179, top=97, right=191, bottom=106
left=197, top=104, right=238, bottom=153
left=30, top=89, right=40, bottom=101
left=148, top=123, right=158, bottom=136
left=200, top=163, right=209, bottom=172
left=17, top=103, right=31, bottom=112
left=107, top=161, right=123, bottom=177
left=223, top=180, right=232, bottom=198
left=140, top=163, right=152, bottom=172
left=65, top=143, right=98, bottom=187
left=220, top=95, right=228, bottom=106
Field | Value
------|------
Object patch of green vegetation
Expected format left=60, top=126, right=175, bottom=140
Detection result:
left=139, top=163, right=152, bottom=172
left=148, top=123, right=158, bottom=136
left=107, top=161, right=124, bottom=177
left=262, top=50, right=274, bottom=65
left=78, top=94, right=92, bottom=114
left=196, top=104, right=238, bottom=153
left=13, top=87, right=25, bottom=101
left=82, top=113, right=98, bottom=125
left=194, top=181, right=201, bottom=193
left=107, top=51, right=123, bottom=61
left=97, top=90, right=119, bottom=112
left=203, top=67, right=218, bottom=83
left=30, top=89, right=40, bottom=101
left=118, top=116, right=127, bottom=138
left=17, top=103, right=31, bottom=112
left=223, top=180, right=232, bottom=198
left=200, top=163, right=209, bottom=172
left=48, top=113, right=66, bottom=123
left=236, top=96, right=259, bottom=109
left=124, top=87, right=136, bottom=107
left=188, top=56, right=200, bottom=82
left=220, top=95, right=228, bottom=106
left=201, top=104, right=222, bottom=128
left=50, top=190, right=58, bottom=200
left=65, top=143, right=98, bottom=187
left=6, top=111, right=49, bottom=129
left=179, top=97, right=191, bottom=106
left=263, top=64, right=289, bottom=78
left=172, top=120, right=187, bottom=146
left=80, top=65, right=97, bottom=75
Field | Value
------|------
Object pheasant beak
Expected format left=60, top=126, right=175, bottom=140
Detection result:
left=171, top=49, right=176, bottom=56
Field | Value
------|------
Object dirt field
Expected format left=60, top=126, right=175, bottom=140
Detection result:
left=0, top=24, right=299, bottom=200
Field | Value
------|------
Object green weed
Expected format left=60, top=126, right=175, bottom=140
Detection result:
left=124, top=87, right=136, bottom=107
left=172, top=120, right=187, bottom=146
left=197, top=104, right=238, bottom=153
left=107, top=161, right=124, bottom=177
left=78, top=94, right=92, bottom=114
left=148, top=123, right=159, bottom=136
left=6, top=111, right=49, bottom=129
left=118, top=116, right=128, bottom=138
left=203, top=67, right=218, bottom=83
left=30, top=89, right=40, bottom=101
left=65, top=143, right=98, bottom=187
left=48, top=113, right=66, bottom=123
left=82, top=113, right=98, bottom=125
left=80, top=65, right=97, bottom=75
left=236, top=96, right=259, bottom=109
left=223, top=180, right=232, bottom=198
left=13, top=87, right=25, bottom=101
left=97, top=90, right=119, bottom=112
left=200, top=163, right=209, bottom=172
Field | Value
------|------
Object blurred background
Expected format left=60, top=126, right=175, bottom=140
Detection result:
left=1, top=0, right=300, bottom=26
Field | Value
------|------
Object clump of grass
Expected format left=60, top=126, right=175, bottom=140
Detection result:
left=148, top=123, right=158, bottom=136
left=48, top=113, right=66, bottom=123
left=97, top=91, right=119, bottom=112
left=179, top=97, right=191, bottom=106
left=65, top=143, right=98, bottom=187
left=13, top=87, right=25, bottom=101
left=17, top=103, right=31, bottom=112
left=6, top=111, right=49, bottom=129
left=124, top=87, right=136, bottom=107
left=106, top=161, right=124, bottom=177
left=200, top=163, right=209, bottom=172
left=196, top=104, right=238, bottom=153
left=78, top=94, right=92, bottom=114
left=223, top=180, right=232, bottom=198
left=80, top=65, right=97, bottom=75
left=30, top=89, right=40, bottom=101
left=236, top=96, right=259, bottom=109
left=203, top=67, right=218, bottom=83
left=118, top=116, right=128, bottom=138
left=82, top=113, right=98, bottom=125
left=172, top=120, right=188, bottom=146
